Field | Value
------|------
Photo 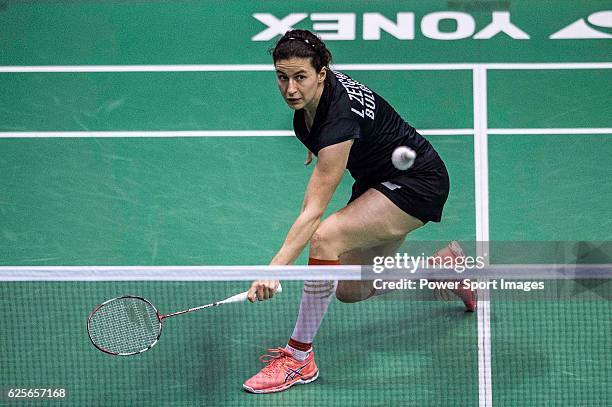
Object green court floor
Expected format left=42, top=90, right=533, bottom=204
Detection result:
left=1, top=1, right=611, bottom=406
left=1, top=282, right=481, bottom=406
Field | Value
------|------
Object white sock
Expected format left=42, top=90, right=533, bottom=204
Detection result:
left=285, top=344, right=311, bottom=361
left=290, top=280, right=337, bottom=348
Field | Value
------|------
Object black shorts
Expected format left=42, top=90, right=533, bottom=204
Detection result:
left=348, top=165, right=450, bottom=223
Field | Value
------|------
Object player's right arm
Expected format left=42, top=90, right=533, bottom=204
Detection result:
left=270, top=139, right=352, bottom=265
left=247, top=139, right=352, bottom=302
left=304, top=149, right=313, bottom=165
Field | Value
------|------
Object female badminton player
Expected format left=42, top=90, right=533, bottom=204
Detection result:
left=244, top=29, right=475, bottom=394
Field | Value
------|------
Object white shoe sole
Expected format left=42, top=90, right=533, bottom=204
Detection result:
left=243, top=370, right=319, bottom=394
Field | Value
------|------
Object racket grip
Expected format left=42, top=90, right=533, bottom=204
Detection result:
left=221, top=283, right=283, bottom=304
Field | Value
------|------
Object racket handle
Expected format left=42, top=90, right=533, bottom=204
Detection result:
left=220, top=283, right=283, bottom=304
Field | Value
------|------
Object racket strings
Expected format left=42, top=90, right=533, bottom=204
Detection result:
left=88, top=297, right=160, bottom=354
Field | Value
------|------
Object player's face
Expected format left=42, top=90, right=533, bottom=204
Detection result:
left=275, top=58, right=326, bottom=112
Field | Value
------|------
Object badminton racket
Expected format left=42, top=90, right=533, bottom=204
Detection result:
left=87, top=284, right=282, bottom=356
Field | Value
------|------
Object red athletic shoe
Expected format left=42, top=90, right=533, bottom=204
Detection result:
left=431, top=241, right=477, bottom=312
left=243, top=347, right=319, bottom=393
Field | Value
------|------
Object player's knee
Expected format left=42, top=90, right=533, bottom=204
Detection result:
left=385, top=222, right=411, bottom=241
left=310, top=223, right=342, bottom=257
left=335, top=281, right=373, bottom=303
left=335, top=290, right=364, bottom=303
left=309, top=229, right=329, bottom=254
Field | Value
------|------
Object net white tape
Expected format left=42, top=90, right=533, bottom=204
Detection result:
left=0, top=264, right=610, bottom=281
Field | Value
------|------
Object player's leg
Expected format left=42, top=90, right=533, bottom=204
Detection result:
left=308, top=188, right=424, bottom=261
left=430, top=241, right=477, bottom=311
left=337, top=240, right=477, bottom=309
left=336, top=238, right=406, bottom=303
left=244, top=189, right=422, bottom=394
left=289, top=189, right=422, bottom=347
left=287, top=189, right=423, bottom=348
left=290, top=188, right=423, bottom=348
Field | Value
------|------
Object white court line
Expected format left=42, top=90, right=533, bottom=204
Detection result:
left=477, top=288, right=492, bottom=407
left=338, top=63, right=474, bottom=71
left=0, top=130, right=294, bottom=138
left=473, top=66, right=493, bottom=407
left=489, top=128, right=612, bottom=135
left=0, top=65, right=276, bottom=73
left=1, top=62, right=611, bottom=73
left=0, top=129, right=473, bottom=138
left=3, top=128, right=612, bottom=139
left=340, top=63, right=612, bottom=70
left=482, top=62, right=612, bottom=70
left=421, top=129, right=473, bottom=135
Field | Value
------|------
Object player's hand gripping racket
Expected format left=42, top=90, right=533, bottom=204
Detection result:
left=87, top=284, right=282, bottom=356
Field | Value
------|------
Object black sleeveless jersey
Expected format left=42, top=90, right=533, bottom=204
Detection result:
left=293, top=70, right=444, bottom=186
